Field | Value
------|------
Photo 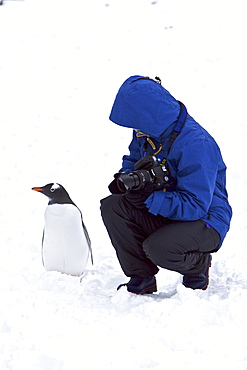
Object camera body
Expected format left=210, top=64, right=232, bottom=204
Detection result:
left=117, top=155, right=173, bottom=192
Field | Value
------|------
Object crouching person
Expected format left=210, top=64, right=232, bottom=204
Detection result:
left=101, top=76, right=232, bottom=294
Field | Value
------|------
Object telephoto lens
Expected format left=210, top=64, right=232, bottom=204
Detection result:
left=117, top=170, right=152, bottom=192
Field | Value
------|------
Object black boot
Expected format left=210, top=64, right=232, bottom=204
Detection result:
left=117, top=276, right=157, bottom=294
left=183, top=254, right=212, bottom=290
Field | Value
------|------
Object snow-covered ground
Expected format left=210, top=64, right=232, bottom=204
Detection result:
left=1, top=0, right=247, bottom=369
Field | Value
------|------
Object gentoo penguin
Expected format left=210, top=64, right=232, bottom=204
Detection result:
left=32, top=183, right=93, bottom=276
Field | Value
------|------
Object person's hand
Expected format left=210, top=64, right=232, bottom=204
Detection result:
left=124, top=182, right=154, bottom=209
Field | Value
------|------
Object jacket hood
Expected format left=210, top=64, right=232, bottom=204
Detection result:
left=109, top=76, right=180, bottom=138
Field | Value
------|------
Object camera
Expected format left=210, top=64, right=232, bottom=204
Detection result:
left=117, top=155, right=173, bottom=192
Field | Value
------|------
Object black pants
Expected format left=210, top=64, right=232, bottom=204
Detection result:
left=100, top=194, right=220, bottom=278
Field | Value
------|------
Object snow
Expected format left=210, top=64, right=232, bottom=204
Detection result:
left=0, top=0, right=247, bottom=369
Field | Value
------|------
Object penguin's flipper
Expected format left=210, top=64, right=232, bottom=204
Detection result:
left=83, top=221, right=93, bottom=265
left=41, top=229, right=45, bottom=267
left=77, top=207, right=93, bottom=265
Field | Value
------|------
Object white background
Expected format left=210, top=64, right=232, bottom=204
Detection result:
left=0, top=0, right=247, bottom=369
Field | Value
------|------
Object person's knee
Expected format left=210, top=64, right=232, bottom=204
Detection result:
left=100, top=194, right=125, bottom=221
left=143, top=235, right=174, bottom=270
left=142, top=238, right=161, bottom=266
left=100, top=195, right=115, bottom=218
left=100, top=195, right=112, bottom=212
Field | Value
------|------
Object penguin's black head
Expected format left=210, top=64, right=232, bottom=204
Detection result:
left=32, top=183, right=75, bottom=205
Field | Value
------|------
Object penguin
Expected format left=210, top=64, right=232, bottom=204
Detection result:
left=32, top=183, right=93, bottom=276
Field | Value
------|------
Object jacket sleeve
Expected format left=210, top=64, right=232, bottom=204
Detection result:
left=145, top=139, right=219, bottom=220
left=119, top=131, right=142, bottom=173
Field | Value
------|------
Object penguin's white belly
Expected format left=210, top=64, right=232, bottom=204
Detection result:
left=42, top=204, right=89, bottom=276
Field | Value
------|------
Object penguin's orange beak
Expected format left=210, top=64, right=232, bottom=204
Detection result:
left=32, top=187, right=44, bottom=192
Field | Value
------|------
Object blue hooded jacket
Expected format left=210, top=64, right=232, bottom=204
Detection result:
left=109, top=76, right=232, bottom=248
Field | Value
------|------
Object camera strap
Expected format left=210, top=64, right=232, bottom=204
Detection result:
left=168, top=101, right=187, bottom=154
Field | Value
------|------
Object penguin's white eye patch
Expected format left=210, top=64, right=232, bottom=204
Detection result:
left=50, top=183, right=60, bottom=192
